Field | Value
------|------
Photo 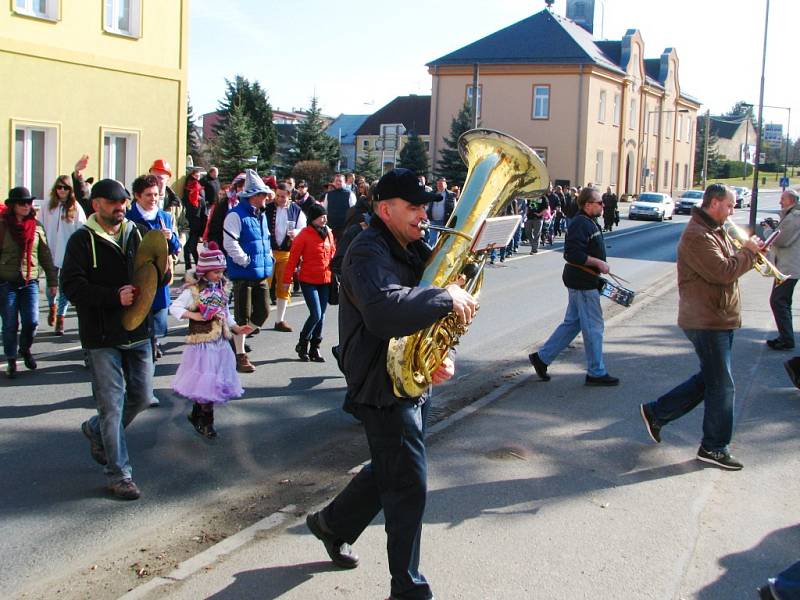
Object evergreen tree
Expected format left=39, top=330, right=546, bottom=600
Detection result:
left=397, top=130, right=430, bottom=176
left=288, top=96, right=339, bottom=169
left=356, top=145, right=380, bottom=182
left=186, top=96, right=201, bottom=164
left=436, top=103, right=472, bottom=187
left=215, top=103, right=257, bottom=181
left=216, top=75, right=277, bottom=170
left=723, top=101, right=757, bottom=128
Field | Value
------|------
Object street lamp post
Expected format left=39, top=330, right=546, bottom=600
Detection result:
left=741, top=103, right=754, bottom=180
left=749, top=0, right=770, bottom=231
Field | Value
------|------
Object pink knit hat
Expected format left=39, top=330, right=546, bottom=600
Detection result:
left=195, top=242, right=226, bottom=274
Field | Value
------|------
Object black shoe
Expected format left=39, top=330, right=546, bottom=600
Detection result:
left=81, top=420, right=107, bottom=465
left=639, top=403, right=661, bottom=443
left=585, top=373, right=619, bottom=386
left=767, top=338, right=795, bottom=351
left=528, top=352, right=550, bottom=381
left=5, top=359, right=16, bottom=379
left=784, top=358, right=800, bottom=390
left=244, top=343, right=252, bottom=353
left=696, top=446, right=743, bottom=470
left=296, top=340, right=309, bottom=362
left=20, top=350, right=36, bottom=370
left=309, top=340, right=325, bottom=362
left=306, top=512, right=359, bottom=569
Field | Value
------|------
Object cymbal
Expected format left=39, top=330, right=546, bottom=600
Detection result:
left=134, top=229, right=169, bottom=283
left=122, top=262, right=159, bottom=331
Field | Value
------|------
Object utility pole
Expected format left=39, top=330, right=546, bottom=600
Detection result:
left=750, top=0, right=770, bottom=231
left=784, top=108, right=791, bottom=181
left=702, top=109, right=710, bottom=190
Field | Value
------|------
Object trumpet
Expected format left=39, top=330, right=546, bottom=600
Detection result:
left=722, top=218, right=788, bottom=285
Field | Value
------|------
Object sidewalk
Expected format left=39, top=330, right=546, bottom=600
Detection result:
left=125, top=272, right=800, bottom=600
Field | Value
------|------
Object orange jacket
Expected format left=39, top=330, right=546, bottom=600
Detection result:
left=283, top=226, right=335, bottom=285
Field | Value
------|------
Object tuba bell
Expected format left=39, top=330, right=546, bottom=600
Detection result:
left=386, top=129, right=550, bottom=398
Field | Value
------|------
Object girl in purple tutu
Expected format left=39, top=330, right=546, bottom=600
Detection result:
left=169, top=242, right=252, bottom=438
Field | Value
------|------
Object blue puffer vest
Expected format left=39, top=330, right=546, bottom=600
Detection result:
left=226, top=201, right=274, bottom=280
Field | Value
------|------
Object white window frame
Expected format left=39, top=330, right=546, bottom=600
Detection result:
left=103, top=0, right=142, bottom=38
left=12, top=120, right=60, bottom=203
left=14, top=0, right=58, bottom=20
left=466, top=85, right=482, bottom=119
left=532, top=147, right=548, bottom=165
left=362, top=139, right=369, bottom=149
left=610, top=152, right=619, bottom=186
left=665, top=112, right=673, bottom=139
left=595, top=150, right=604, bottom=184
left=628, top=100, right=637, bottom=130
left=532, top=85, right=550, bottom=120
left=100, top=128, right=140, bottom=189
left=683, top=164, right=689, bottom=188
left=686, top=118, right=692, bottom=144
left=677, top=114, right=683, bottom=141
left=598, top=91, right=607, bottom=123
left=612, top=94, right=621, bottom=126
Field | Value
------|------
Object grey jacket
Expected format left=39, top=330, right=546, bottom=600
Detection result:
left=771, top=203, right=800, bottom=279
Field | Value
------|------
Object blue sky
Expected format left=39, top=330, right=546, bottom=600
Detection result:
left=189, top=0, right=799, bottom=137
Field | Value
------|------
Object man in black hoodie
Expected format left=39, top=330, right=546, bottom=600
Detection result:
left=62, top=179, right=155, bottom=501
left=305, top=168, right=477, bottom=600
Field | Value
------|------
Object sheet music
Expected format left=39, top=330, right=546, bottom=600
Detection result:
left=471, top=215, right=523, bottom=253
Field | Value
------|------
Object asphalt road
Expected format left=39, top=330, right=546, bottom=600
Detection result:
left=0, top=191, right=783, bottom=598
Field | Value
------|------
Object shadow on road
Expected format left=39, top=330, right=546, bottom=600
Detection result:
left=207, top=561, right=339, bottom=599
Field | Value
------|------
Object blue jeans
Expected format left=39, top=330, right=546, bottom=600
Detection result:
left=322, top=401, right=432, bottom=599
left=0, top=279, right=39, bottom=358
left=84, top=340, right=153, bottom=483
left=45, top=269, right=70, bottom=317
left=299, top=282, right=329, bottom=341
left=424, top=219, right=445, bottom=247
left=538, top=288, right=606, bottom=376
left=646, top=329, right=735, bottom=452
left=152, top=307, right=168, bottom=339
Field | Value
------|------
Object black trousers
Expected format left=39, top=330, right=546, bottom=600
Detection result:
left=184, top=229, right=202, bottom=269
left=322, top=401, right=432, bottom=600
left=770, top=278, right=798, bottom=345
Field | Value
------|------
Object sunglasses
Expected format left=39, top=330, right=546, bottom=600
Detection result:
left=55, top=184, right=71, bottom=191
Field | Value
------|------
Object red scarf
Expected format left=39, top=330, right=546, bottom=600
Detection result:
left=3, top=209, right=37, bottom=281
left=185, top=178, right=202, bottom=208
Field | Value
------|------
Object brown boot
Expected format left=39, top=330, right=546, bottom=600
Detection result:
left=236, top=353, right=255, bottom=373
left=274, top=321, right=293, bottom=332
left=47, top=305, right=56, bottom=327
left=54, top=316, right=65, bottom=336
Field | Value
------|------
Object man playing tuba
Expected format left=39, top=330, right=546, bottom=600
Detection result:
left=305, top=168, right=477, bottom=600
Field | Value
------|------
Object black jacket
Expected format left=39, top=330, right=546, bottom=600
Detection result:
left=61, top=219, right=153, bottom=349
left=562, top=212, right=607, bottom=290
left=201, top=175, right=220, bottom=207
left=338, top=216, right=453, bottom=408
left=426, top=190, right=456, bottom=222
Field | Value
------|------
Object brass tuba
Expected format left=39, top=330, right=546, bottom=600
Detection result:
left=722, top=218, right=788, bottom=284
left=386, top=129, right=549, bottom=398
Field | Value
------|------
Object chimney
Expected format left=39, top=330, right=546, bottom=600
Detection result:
left=566, top=0, right=595, bottom=35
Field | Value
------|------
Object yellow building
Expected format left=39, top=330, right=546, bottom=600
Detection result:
left=1, top=0, right=189, bottom=199
left=427, top=9, right=701, bottom=197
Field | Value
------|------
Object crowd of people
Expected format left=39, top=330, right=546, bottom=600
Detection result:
left=3, top=155, right=800, bottom=598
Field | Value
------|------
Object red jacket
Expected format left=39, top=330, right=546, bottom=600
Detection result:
left=283, top=226, right=335, bottom=285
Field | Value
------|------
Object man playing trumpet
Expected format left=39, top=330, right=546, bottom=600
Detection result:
left=640, top=184, right=761, bottom=470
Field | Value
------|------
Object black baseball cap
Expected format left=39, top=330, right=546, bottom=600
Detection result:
left=90, top=178, right=130, bottom=202
left=374, top=168, right=441, bottom=205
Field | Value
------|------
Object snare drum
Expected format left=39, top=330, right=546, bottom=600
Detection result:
left=599, top=278, right=635, bottom=307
